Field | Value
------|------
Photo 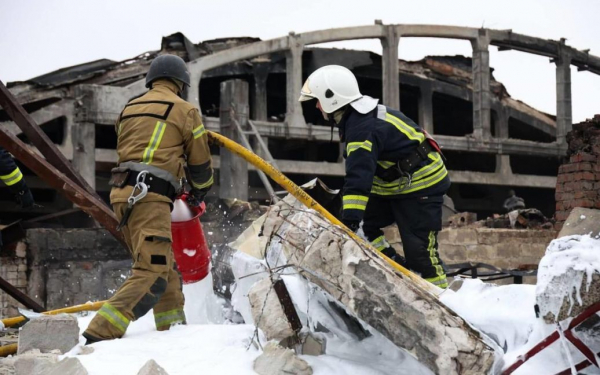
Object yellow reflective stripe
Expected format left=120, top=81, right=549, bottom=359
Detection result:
left=342, top=194, right=369, bottom=211
left=97, top=303, right=130, bottom=333
left=377, top=161, right=395, bottom=169
left=346, top=140, right=372, bottom=156
left=0, top=167, right=23, bottom=186
left=371, top=235, right=389, bottom=251
left=412, top=153, right=442, bottom=180
left=191, top=175, right=213, bottom=190
left=401, top=167, right=447, bottom=194
left=155, top=308, right=186, bottom=328
left=371, top=166, right=447, bottom=195
left=425, top=275, right=448, bottom=288
left=193, top=124, right=206, bottom=139
left=142, top=121, right=167, bottom=164
left=427, top=231, right=445, bottom=280
left=385, top=113, right=425, bottom=143
left=118, top=122, right=123, bottom=136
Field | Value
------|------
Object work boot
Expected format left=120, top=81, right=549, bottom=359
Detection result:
left=83, top=333, right=104, bottom=345
left=380, top=247, right=407, bottom=268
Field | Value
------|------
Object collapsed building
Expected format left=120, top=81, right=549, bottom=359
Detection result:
left=3, top=29, right=587, bottom=223
left=1, top=24, right=600, bottom=374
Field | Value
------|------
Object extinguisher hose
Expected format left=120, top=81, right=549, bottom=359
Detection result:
left=207, top=131, right=440, bottom=296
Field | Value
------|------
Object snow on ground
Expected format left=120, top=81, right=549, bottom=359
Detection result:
left=60, top=234, right=600, bottom=374
left=441, top=234, right=600, bottom=375
left=69, top=273, right=430, bottom=375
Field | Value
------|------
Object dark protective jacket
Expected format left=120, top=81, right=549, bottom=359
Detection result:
left=110, top=80, right=213, bottom=204
left=339, top=104, right=450, bottom=222
left=0, top=146, right=26, bottom=193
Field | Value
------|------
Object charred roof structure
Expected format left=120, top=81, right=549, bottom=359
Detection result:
left=2, top=25, right=599, bottom=222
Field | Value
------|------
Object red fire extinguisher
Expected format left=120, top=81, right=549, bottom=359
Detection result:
left=171, top=196, right=211, bottom=284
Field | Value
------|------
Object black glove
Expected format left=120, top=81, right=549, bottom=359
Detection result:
left=186, top=188, right=208, bottom=208
left=342, top=219, right=360, bottom=233
left=381, top=246, right=407, bottom=268
left=15, top=188, right=35, bottom=209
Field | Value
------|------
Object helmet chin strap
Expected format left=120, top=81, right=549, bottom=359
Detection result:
left=328, top=113, right=336, bottom=143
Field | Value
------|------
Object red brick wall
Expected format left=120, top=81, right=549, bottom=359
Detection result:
left=555, top=115, right=600, bottom=230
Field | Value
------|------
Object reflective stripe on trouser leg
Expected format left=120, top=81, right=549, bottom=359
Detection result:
left=83, top=202, right=173, bottom=340
left=423, top=231, right=448, bottom=288
left=153, top=267, right=186, bottom=331
left=155, top=308, right=186, bottom=330
left=96, top=303, right=130, bottom=334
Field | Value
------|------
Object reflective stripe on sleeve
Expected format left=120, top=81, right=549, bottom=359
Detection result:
left=97, top=303, right=130, bottom=333
left=191, top=175, right=213, bottom=190
left=142, top=121, right=167, bottom=164
left=385, top=114, right=425, bottom=143
left=0, top=167, right=23, bottom=187
left=193, top=124, right=206, bottom=139
left=342, top=194, right=369, bottom=210
left=346, top=140, right=372, bottom=156
left=377, top=160, right=395, bottom=169
left=371, top=235, right=390, bottom=251
left=155, top=308, right=186, bottom=329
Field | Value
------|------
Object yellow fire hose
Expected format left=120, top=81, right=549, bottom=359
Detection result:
left=0, top=130, right=438, bottom=357
left=0, top=301, right=106, bottom=356
left=208, top=131, right=440, bottom=296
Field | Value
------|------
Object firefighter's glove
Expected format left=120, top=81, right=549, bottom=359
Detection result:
left=15, top=188, right=35, bottom=209
left=342, top=219, right=360, bottom=233
left=381, top=246, right=407, bottom=268
left=186, top=188, right=208, bottom=208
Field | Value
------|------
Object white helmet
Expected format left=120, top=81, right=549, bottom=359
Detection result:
left=299, top=65, right=363, bottom=114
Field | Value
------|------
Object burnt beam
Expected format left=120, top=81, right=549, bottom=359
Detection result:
left=0, top=275, right=45, bottom=313
left=0, top=128, right=126, bottom=248
left=0, top=81, right=101, bottom=201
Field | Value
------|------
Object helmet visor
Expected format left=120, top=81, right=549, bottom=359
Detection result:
left=298, top=79, right=316, bottom=102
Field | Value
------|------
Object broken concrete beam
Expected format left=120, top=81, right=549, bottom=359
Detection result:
left=249, top=278, right=297, bottom=342
left=253, top=342, right=313, bottom=375
left=17, top=315, right=79, bottom=355
left=260, top=197, right=495, bottom=374
left=558, top=207, right=600, bottom=238
left=137, top=359, right=169, bottom=375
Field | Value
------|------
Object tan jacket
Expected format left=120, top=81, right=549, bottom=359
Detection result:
left=110, top=80, right=213, bottom=204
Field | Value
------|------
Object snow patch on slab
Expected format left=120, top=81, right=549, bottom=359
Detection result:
left=536, top=234, right=600, bottom=319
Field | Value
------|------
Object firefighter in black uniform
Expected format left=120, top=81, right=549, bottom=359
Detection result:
left=0, top=147, right=35, bottom=247
left=299, top=65, right=450, bottom=288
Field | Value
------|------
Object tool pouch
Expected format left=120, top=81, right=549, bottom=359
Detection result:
left=109, top=167, right=131, bottom=188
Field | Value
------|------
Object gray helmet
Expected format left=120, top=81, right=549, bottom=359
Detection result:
left=145, top=54, right=191, bottom=89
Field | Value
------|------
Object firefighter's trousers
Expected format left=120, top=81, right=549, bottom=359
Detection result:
left=363, top=194, right=448, bottom=288
left=83, top=201, right=185, bottom=342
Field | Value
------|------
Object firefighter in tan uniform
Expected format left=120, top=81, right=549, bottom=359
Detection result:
left=83, top=55, right=213, bottom=343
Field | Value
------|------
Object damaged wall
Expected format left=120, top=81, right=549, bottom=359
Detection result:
left=383, top=225, right=556, bottom=285
left=555, top=115, right=600, bottom=230
left=0, top=243, right=28, bottom=318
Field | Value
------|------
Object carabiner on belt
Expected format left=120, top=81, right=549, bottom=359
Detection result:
left=117, top=171, right=149, bottom=231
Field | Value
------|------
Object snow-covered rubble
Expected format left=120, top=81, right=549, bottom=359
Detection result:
left=7, top=205, right=600, bottom=374
left=536, top=234, right=600, bottom=323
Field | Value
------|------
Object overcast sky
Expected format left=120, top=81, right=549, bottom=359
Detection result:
left=1, top=0, right=598, bottom=122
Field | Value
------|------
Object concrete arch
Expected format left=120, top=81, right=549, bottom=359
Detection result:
left=149, top=23, right=598, bottom=143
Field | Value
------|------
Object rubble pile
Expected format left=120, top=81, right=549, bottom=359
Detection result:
left=555, top=115, right=600, bottom=229
left=537, top=208, right=600, bottom=324
left=234, top=196, right=497, bottom=375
